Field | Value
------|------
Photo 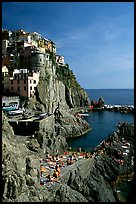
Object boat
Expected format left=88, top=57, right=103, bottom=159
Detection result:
left=38, top=113, right=48, bottom=119
left=78, top=113, right=89, bottom=117
left=2, top=105, right=18, bottom=111
left=7, top=108, right=24, bottom=116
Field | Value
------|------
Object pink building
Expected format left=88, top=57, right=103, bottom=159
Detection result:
left=10, top=69, right=39, bottom=98
left=27, top=71, right=39, bottom=98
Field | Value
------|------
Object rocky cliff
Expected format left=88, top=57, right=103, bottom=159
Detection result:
left=2, top=112, right=134, bottom=202
left=25, top=62, right=90, bottom=113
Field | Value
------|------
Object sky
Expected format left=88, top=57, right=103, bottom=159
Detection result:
left=2, top=2, right=134, bottom=89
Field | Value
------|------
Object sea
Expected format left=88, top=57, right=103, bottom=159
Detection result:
left=67, top=89, right=134, bottom=151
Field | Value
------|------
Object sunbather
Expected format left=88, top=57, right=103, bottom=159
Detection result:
left=40, top=164, right=46, bottom=177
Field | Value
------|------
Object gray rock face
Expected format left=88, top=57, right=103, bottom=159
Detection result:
left=25, top=63, right=90, bottom=113
left=7, top=109, right=90, bottom=155
left=2, top=113, right=134, bottom=202
left=33, top=110, right=90, bottom=155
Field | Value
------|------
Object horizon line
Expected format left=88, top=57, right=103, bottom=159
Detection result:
left=85, top=88, right=134, bottom=90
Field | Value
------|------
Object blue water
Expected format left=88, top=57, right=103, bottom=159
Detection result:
left=86, top=89, right=134, bottom=106
left=67, top=89, right=134, bottom=151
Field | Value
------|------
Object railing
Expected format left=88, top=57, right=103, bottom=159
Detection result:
left=2, top=96, right=19, bottom=100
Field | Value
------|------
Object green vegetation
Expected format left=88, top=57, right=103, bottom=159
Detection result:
left=56, top=64, right=81, bottom=90
left=44, top=69, right=50, bottom=83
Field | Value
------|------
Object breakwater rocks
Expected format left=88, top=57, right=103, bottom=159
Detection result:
left=2, top=110, right=134, bottom=202
left=104, top=104, right=134, bottom=114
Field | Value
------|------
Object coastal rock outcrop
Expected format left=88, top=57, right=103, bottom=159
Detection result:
left=29, top=110, right=90, bottom=155
left=2, top=111, right=134, bottom=202
left=8, top=109, right=90, bottom=155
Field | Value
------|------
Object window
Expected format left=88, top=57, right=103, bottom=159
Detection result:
left=24, top=79, right=26, bottom=84
left=34, top=87, right=36, bottom=90
left=30, top=94, right=32, bottom=97
left=30, top=80, right=32, bottom=83
left=40, top=58, right=42, bottom=62
left=11, top=80, right=13, bottom=84
left=17, top=86, right=20, bottom=91
left=30, top=86, right=32, bottom=90
left=24, top=73, right=27, bottom=79
left=17, top=80, right=19, bottom=84
left=33, top=80, right=36, bottom=84
left=24, top=86, right=26, bottom=90
left=11, top=87, right=13, bottom=91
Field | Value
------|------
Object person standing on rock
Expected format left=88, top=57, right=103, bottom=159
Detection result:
left=26, top=157, right=32, bottom=176
left=55, top=164, right=61, bottom=176
left=52, top=170, right=59, bottom=183
left=54, top=103, right=63, bottom=124
left=37, top=168, right=40, bottom=183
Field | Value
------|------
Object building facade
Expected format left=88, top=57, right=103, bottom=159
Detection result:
left=2, top=28, right=68, bottom=99
left=31, top=50, right=45, bottom=70
left=56, top=55, right=65, bottom=65
left=10, top=69, right=40, bottom=98
left=2, top=96, right=20, bottom=107
left=2, top=66, right=10, bottom=94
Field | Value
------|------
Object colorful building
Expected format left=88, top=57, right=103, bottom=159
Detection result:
left=2, top=28, right=68, bottom=99
left=10, top=69, right=40, bottom=98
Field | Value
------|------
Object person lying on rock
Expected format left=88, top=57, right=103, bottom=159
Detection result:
left=52, top=155, right=56, bottom=162
left=49, top=161, right=56, bottom=169
left=67, top=158, right=71, bottom=165
left=40, top=164, right=46, bottom=177
left=70, top=155, right=76, bottom=164
left=58, top=159, right=65, bottom=168
left=60, top=161, right=65, bottom=168
left=45, top=153, right=52, bottom=162
left=52, top=170, right=59, bottom=183
left=46, top=174, right=53, bottom=182
left=55, top=164, right=61, bottom=176
left=56, top=154, right=60, bottom=162
left=85, top=152, right=90, bottom=159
